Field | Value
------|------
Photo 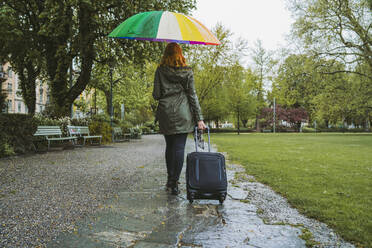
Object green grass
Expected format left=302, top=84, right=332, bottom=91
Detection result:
left=211, top=133, right=372, bottom=247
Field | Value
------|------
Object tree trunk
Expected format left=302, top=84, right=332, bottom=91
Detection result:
left=242, top=119, right=247, bottom=128
left=255, top=114, right=260, bottom=132
left=45, top=3, right=95, bottom=118
left=237, top=108, right=240, bottom=135
left=104, top=90, right=111, bottom=116
left=17, top=61, right=39, bottom=115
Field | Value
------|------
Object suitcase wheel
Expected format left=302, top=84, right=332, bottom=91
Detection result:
left=219, top=194, right=226, bottom=204
left=188, top=192, right=195, bottom=204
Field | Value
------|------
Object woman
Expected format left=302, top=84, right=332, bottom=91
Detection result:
left=153, top=42, right=206, bottom=195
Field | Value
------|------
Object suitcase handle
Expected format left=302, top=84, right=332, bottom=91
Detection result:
left=194, top=126, right=211, bottom=152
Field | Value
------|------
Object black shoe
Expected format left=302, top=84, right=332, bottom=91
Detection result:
left=170, top=181, right=180, bottom=195
left=166, top=178, right=176, bottom=189
left=166, top=179, right=171, bottom=188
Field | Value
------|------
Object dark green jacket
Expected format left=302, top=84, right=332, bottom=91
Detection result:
left=153, top=66, right=203, bottom=135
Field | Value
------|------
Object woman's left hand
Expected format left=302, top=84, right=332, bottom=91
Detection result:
left=197, top=120, right=207, bottom=130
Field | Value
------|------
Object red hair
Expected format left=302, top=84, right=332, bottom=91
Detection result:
left=160, top=42, right=187, bottom=67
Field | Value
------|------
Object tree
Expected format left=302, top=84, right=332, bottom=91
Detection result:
left=271, top=52, right=372, bottom=128
left=0, top=2, right=43, bottom=114
left=226, top=64, right=256, bottom=134
left=200, top=84, right=229, bottom=127
left=0, top=0, right=196, bottom=117
left=272, top=54, right=350, bottom=125
left=312, top=62, right=372, bottom=128
left=273, top=55, right=320, bottom=108
left=186, top=24, right=248, bottom=103
left=288, top=0, right=372, bottom=80
left=260, top=105, right=308, bottom=132
left=250, top=40, right=274, bottom=131
left=185, top=24, right=249, bottom=127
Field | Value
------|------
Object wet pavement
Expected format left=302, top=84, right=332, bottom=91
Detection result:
left=47, top=135, right=354, bottom=248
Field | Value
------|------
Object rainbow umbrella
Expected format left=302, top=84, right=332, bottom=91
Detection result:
left=109, top=11, right=220, bottom=45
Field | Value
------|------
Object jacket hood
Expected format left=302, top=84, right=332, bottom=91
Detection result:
left=157, top=66, right=193, bottom=84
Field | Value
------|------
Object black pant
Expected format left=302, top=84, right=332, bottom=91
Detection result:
left=164, top=133, right=188, bottom=183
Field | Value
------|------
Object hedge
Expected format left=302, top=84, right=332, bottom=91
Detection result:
left=0, top=114, right=38, bottom=157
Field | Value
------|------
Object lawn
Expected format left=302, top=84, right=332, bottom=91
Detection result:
left=211, top=133, right=372, bottom=247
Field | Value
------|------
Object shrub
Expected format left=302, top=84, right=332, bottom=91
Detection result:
left=0, top=142, right=15, bottom=157
left=33, top=114, right=72, bottom=136
left=0, top=114, right=37, bottom=157
left=89, top=121, right=112, bottom=144
left=119, top=120, right=133, bottom=133
left=275, top=125, right=296, bottom=132
left=130, top=127, right=142, bottom=139
left=317, top=127, right=369, bottom=133
left=209, top=128, right=254, bottom=133
left=302, top=127, right=316, bottom=133
left=140, top=126, right=151, bottom=134
left=70, top=117, right=90, bottom=127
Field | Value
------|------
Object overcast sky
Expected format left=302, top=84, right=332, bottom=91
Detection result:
left=191, top=0, right=295, bottom=51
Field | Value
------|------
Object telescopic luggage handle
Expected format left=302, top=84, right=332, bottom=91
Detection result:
left=194, top=126, right=211, bottom=152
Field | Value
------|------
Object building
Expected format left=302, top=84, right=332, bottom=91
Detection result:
left=1, top=63, right=48, bottom=114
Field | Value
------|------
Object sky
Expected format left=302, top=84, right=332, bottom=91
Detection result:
left=191, top=0, right=295, bottom=51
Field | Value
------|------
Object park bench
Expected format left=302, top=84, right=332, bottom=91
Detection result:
left=262, top=129, right=272, bottom=133
left=67, top=126, right=102, bottom=146
left=34, top=126, right=77, bottom=151
left=113, top=127, right=131, bottom=142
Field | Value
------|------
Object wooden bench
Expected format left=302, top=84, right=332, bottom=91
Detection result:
left=67, top=126, right=102, bottom=146
left=113, top=127, right=131, bottom=142
left=34, top=126, right=77, bottom=150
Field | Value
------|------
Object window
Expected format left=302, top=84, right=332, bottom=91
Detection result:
left=39, top=88, right=44, bottom=103
left=7, top=99, right=12, bottom=112
left=18, top=102, right=22, bottom=112
left=2, top=102, right=7, bottom=113
left=16, top=83, right=22, bottom=96
left=7, top=68, right=12, bottom=78
left=7, top=83, right=12, bottom=93
left=0, top=66, right=4, bottom=79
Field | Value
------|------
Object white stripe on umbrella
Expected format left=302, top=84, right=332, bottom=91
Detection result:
left=156, top=11, right=183, bottom=41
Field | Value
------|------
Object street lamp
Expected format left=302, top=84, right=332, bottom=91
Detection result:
left=109, top=64, right=114, bottom=142
left=108, top=59, right=120, bottom=143
left=273, top=97, right=276, bottom=133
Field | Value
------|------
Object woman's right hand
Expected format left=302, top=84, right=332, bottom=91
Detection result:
left=197, top=120, right=207, bottom=130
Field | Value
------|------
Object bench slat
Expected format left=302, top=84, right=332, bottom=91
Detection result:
left=34, top=126, right=63, bottom=136
left=47, top=137, right=77, bottom=141
left=67, top=125, right=102, bottom=146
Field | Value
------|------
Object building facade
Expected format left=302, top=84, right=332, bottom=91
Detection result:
left=1, top=63, right=48, bottom=114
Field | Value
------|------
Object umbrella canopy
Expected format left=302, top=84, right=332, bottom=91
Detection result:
left=109, top=11, right=220, bottom=45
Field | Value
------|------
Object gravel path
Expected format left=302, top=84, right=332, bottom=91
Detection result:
left=0, top=136, right=165, bottom=248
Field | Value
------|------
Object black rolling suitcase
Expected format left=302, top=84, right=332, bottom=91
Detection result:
left=186, top=127, right=228, bottom=204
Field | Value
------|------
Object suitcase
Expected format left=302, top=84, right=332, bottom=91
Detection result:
left=186, top=127, right=228, bottom=204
